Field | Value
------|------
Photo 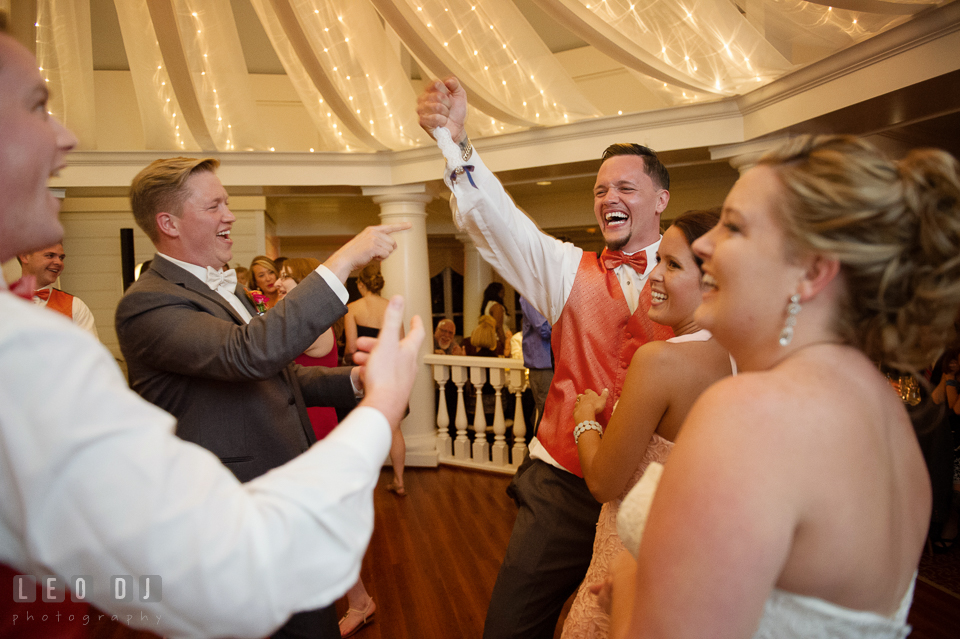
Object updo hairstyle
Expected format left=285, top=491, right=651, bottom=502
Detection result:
left=470, top=315, right=499, bottom=351
left=357, top=262, right=385, bottom=294
left=760, top=135, right=960, bottom=370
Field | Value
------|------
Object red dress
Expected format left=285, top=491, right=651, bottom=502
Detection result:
left=295, top=349, right=340, bottom=440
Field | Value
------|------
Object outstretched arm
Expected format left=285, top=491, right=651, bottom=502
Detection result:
left=416, top=77, right=583, bottom=323
left=323, top=223, right=412, bottom=284
left=4, top=307, right=402, bottom=638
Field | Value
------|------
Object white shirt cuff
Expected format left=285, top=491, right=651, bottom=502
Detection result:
left=315, top=265, right=349, bottom=304
left=324, top=406, right=391, bottom=462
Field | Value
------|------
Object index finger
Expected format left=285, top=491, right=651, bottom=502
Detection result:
left=375, top=222, right=413, bottom=235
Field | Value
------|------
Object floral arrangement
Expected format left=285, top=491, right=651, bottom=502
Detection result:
left=246, top=290, right=269, bottom=315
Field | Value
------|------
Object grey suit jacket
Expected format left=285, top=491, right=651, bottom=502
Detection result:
left=116, top=256, right=357, bottom=482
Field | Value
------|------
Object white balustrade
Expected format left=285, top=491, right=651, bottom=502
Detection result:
left=424, top=353, right=530, bottom=474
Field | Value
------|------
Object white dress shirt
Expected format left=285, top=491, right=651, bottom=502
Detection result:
left=438, top=130, right=659, bottom=467
left=0, top=283, right=391, bottom=638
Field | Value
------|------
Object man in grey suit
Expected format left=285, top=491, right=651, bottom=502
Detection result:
left=116, top=156, right=408, bottom=639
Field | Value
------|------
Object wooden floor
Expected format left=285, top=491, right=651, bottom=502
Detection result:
left=340, top=466, right=516, bottom=638
left=344, top=466, right=960, bottom=639
left=90, top=465, right=960, bottom=639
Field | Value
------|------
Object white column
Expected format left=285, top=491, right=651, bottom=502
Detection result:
left=458, top=233, right=492, bottom=337
left=363, top=183, right=437, bottom=467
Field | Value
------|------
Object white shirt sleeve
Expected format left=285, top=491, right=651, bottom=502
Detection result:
left=437, top=129, right=582, bottom=324
left=314, top=265, right=349, bottom=304
left=71, top=295, right=99, bottom=340
left=0, top=294, right=390, bottom=639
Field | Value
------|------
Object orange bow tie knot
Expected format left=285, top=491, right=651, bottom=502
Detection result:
left=34, top=288, right=52, bottom=301
left=601, top=249, right=648, bottom=275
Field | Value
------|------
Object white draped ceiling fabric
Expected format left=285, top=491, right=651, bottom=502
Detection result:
left=35, top=0, right=97, bottom=149
left=35, top=0, right=944, bottom=153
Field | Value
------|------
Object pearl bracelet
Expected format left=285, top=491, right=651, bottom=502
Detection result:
left=574, top=420, right=603, bottom=444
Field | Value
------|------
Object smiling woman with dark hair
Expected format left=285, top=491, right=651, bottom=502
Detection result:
left=562, top=209, right=731, bottom=639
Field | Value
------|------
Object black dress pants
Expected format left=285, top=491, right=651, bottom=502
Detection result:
left=272, top=604, right=339, bottom=639
left=483, top=456, right=602, bottom=639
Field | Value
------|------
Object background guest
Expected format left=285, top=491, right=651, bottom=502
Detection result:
left=434, top=318, right=464, bottom=355
left=235, top=265, right=252, bottom=290
left=345, top=263, right=389, bottom=363
left=279, top=257, right=341, bottom=441
left=480, top=282, right=511, bottom=356
left=518, top=296, right=553, bottom=434
left=465, top=315, right=501, bottom=357
left=928, top=346, right=960, bottom=552
left=17, top=241, right=98, bottom=338
left=345, top=262, right=407, bottom=497
left=250, top=254, right=281, bottom=310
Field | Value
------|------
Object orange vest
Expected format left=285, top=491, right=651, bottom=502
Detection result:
left=42, top=288, right=73, bottom=319
left=537, top=252, right=674, bottom=477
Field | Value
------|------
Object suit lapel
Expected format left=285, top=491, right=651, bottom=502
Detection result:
left=151, top=257, right=248, bottom=325
left=235, top=284, right=259, bottom=317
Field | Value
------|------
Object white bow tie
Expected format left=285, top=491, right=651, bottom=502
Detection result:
left=205, top=267, right=237, bottom=292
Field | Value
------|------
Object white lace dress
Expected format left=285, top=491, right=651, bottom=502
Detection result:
left=560, top=330, right=718, bottom=639
left=616, top=462, right=916, bottom=639
left=559, top=435, right=674, bottom=639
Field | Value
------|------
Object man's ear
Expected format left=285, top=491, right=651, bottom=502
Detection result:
left=797, top=254, right=840, bottom=302
left=155, top=212, right=180, bottom=240
left=655, top=189, right=670, bottom=215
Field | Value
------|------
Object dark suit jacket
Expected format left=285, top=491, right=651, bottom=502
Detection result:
left=116, top=257, right=357, bottom=482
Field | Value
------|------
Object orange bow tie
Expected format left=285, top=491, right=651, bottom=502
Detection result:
left=601, top=249, right=648, bottom=274
left=34, top=288, right=51, bottom=301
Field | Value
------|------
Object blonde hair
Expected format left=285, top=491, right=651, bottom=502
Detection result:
left=282, top=257, right=321, bottom=284
left=760, top=135, right=960, bottom=370
left=357, top=262, right=385, bottom=294
left=471, top=315, right=499, bottom=351
left=129, top=157, right=220, bottom=243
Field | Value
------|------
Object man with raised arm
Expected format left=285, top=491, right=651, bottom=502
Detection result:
left=418, top=77, right=674, bottom=639
left=0, top=17, right=424, bottom=639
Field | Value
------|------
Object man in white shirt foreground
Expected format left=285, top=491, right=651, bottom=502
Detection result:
left=0, top=21, right=424, bottom=639
left=17, top=241, right=99, bottom=338
left=418, top=77, right=674, bottom=639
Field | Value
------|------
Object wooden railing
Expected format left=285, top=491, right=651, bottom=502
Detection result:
left=423, top=354, right=529, bottom=474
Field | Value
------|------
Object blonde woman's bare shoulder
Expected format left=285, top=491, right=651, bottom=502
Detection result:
left=679, top=372, right=807, bottom=447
